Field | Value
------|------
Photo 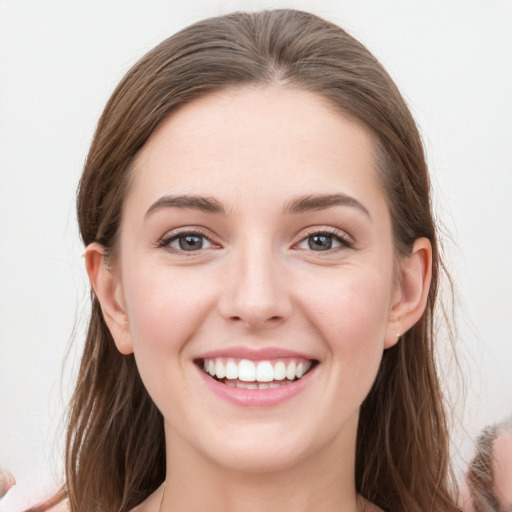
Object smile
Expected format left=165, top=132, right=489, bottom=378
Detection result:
left=200, top=357, right=315, bottom=389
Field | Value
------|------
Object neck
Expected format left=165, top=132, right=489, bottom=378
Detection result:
left=160, top=420, right=361, bottom=512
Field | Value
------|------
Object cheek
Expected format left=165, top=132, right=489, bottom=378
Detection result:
left=307, top=268, right=392, bottom=343
left=121, top=271, right=211, bottom=409
left=300, top=267, right=393, bottom=384
left=122, top=268, right=211, bottom=360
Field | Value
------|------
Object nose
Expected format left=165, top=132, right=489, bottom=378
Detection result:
left=218, top=243, right=293, bottom=330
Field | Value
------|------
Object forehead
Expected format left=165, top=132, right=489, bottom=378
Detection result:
left=127, top=86, right=384, bottom=216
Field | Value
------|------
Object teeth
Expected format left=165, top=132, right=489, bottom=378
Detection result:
left=296, top=362, right=306, bottom=379
left=286, top=361, right=296, bottom=380
left=239, top=359, right=256, bottom=381
left=201, top=357, right=313, bottom=384
left=226, top=360, right=238, bottom=379
left=256, top=361, right=274, bottom=382
left=215, top=359, right=226, bottom=379
left=231, top=380, right=293, bottom=389
left=274, top=361, right=286, bottom=380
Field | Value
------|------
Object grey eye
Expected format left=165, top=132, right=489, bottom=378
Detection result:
left=307, top=234, right=334, bottom=251
left=296, top=232, right=349, bottom=252
left=168, top=234, right=213, bottom=251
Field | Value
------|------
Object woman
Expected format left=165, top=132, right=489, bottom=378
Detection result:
left=30, top=9, right=459, bottom=512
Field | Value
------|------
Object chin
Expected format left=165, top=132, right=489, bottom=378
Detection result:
left=208, top=442, right=311, bottom=475
left=195, top=420, right=341, bottom=476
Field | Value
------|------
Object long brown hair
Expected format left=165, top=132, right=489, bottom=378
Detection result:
left=31, top=9, right=459, bottom=512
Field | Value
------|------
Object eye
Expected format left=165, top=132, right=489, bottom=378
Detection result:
left=296, top=231, right=352, bottom=252
left=160, top=232, right=215, bottom=252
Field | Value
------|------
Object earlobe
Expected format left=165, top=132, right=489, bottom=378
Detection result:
left=385, top=237, right=432, bottom=349
left=84, top=243, right=134, bottom=355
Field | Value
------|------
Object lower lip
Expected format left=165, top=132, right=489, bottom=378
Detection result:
left=197, top=365, right=316, bottom=407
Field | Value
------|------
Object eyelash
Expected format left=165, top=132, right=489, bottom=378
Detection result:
left=157, top=228, right=217, bottom=253
left=157, top=227, right=354, bottom=253
left=294, top=228, right=354, bottom=252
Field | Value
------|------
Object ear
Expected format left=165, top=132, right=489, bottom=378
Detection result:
left=84, top=243, right=134, bottom=355
left=384, top=237, right=432, bottom=349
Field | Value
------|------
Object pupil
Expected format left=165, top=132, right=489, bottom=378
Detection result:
left=179, top=235, right=203, bottom=251
left=308, top=234, right=332, bottom=251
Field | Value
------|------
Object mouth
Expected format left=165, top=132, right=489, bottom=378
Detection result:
left=196, top=357, right=318, bottom=390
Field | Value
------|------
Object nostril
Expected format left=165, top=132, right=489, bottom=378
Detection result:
left=230, top=315, right=283, bottom=327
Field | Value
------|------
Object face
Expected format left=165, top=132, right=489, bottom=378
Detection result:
left=106, top=87, right=406, bottom=474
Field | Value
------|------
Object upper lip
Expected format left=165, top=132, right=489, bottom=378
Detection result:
left=196, top=346, right=316, bottom=361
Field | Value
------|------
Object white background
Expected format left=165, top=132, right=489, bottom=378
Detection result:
left=1, top=0, right=511, bottom=506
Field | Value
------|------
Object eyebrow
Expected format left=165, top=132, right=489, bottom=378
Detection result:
left=284, top=193, right=371, bottom=218
left=145, top=194, right=226, bottom=218
left=144, top=192, right=370, bottom=219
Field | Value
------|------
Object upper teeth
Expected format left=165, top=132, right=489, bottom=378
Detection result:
left=202, top=358, right=312, bottom=382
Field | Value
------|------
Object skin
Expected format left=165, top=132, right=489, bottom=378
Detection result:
left=86, top=87, right=432, bottom=512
